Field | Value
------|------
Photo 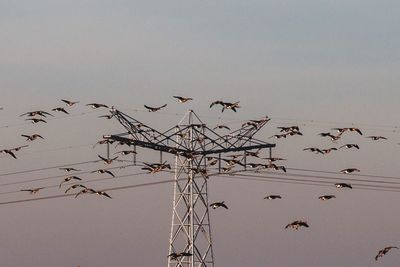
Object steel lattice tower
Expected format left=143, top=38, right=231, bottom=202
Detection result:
left=105, top=109, right=275, bottom=267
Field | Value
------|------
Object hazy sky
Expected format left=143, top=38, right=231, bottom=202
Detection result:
left=0, top=1, right=400, bottom=266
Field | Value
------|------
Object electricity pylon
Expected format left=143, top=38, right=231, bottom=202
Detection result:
left=105, top=109, right=275, bottom=267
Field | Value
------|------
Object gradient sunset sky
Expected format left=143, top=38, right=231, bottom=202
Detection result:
left=1, top=1, right=400, bottom=266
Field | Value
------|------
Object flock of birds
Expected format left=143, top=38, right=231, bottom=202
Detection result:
left=1, top=96, right=398, bottom=263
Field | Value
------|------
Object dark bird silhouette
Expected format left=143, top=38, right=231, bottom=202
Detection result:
left=285, top=220, right=309, bottom=230
left=213, top=125, right=231, bottom=131
left=59, top=176, right=82, bottom=188
left=265, top=163, right=286, bottom=172
left=340, top=144, right=360, bottom=150
left=286, top=130, right=303, bottom=136
left=269, top=133, right=288, bottom=139
left=94, top=190, right=112, bottom=199
left=168, top=252, right=192, bottom=261
left=52, top=107, right=69, bottom=114
left=348, top=127, right=363, bottom=135
left=59, top=167, right=80, bottom=172
left=366, top=136, right=387, bottom=140
left=340, top=168, right=360, bottom=174
left=21, top=187, right=45, bottom=194
left=21, top=134, right=44, bottom=141
left=332, top=127, right=348, bottom=135
left=318, top=195, right=336, bottom=200
left=246, top=163, right=264, bottom=169
left=98, top=155, right=119, bottom=164
left=86, top=103, right=109, bottom=109
left=61, top=99, right=79, bottom=106
left=115, top=150, right=137, bottom=156
left=91, top=169, right=115, bottom=177
left=264, top=195, right=282, bottom=200
left=144, top=104, right=167, bottom=112
left=210, top=201, right=228, bottom=209
left=142, top=161, right=171, bottom=173
left=245, top=149, right=261, bottom=157
left=75, top=188, right=96, bottom=198
left=278, top=126, right=300, bottom=132
left=210, top=101, right=240, bottom=112
left=318, top=132, right=341, bottom=141
left=209, top=101, right=225, bottom=109
left=264, top=157, right=286, bottom=163
left=65, top=184, right=87, bottom=193
left=0, top=149, right=17, bottom=159
left=303, top=147, right=324, bottom=154
left=25, top=118, right=47, bottom=124
left=335, top=183, right=352, bottom=189
left=93, top=139, right=114, bottom=148
left=98, top=114, right=114, bottom=119
left=375, top=246, right=398, bottom=261
left=321, top=148, right=337, bottom=154
left=20, top=110, right=53, bottom=117
left=173, top=96, right=193, bottom=103
left=221, top=101, right=240, bottom=112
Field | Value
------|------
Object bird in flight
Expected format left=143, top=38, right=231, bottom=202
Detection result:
left=52, top=107, right=69, bottom=114
left=144, top=104, right=167, bottom=112
left=21, top=134, right=44, bottom=141
left=213, top=125, right=231, bottom=131
left=340, top=168, right=360, bottom=174
left=59, top=167, right=81, bottom=172
left=98, top=155, right=119, bottom=164
left=93, top=139, right=115, bottom=148
left=74, top=188, right=96, bottom=198
left=375, top=246, right=398, bottom=261
left=277, top=126, right=300, bottom=133
left=269, top=133, right=288, bottom=139
left=20, top=110, right=53, bottom=118
left=264, top=195, right=282, bottom=200
left=59, top=176, right=82, bottom=188
left=210, top=201, right=228, bottom=209
left=98, top=114, right=114, bottom=119
left=264, top=163, right=287, bottom=172
left=319, top=132, right=342, bottom=141
left=285, top=220, right=309, bottom=230
left=264, top=157, right=286, bottom=163
left=91, top=169, right=115, bottom=177
left=366, top=136, right=387, bottom=141
left=115, top=150, right=137, bottom=156
left=335, top=183, right=352, bottom=189
left=61, top=99, right=79, bottom=106
left=210, top=101, right=240, bottom=112
left=93, top=190, right=112, bottom=199
left=348, top=127, right=363, bottom=135
left=321, top=148, right=337, bottom=154
left=142, top=161, right=171, bottom=173
left=340, top=144, right=360, bottom=150
left=168, top=252, right=192, bottom=261
left=0, top=149, right=18, bottom=159
left=25, top=118, right=47, bottom=124
left=65, top=184, right=87, bottom=194
left=86, top=103, right=109, bottom=109
left=21, top=187, right=45, bottom=194
left=173, top=96, right=193, bottom=103
left=303, top=147, right=324, bottom=154
left=318, top=195, right=336, bottom=200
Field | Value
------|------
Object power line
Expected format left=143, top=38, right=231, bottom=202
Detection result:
left=221, top=172, right=400, bottom=192
left=0, top=178, right=178, bottom=206
left=0, top=159, right=101, bottom=177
